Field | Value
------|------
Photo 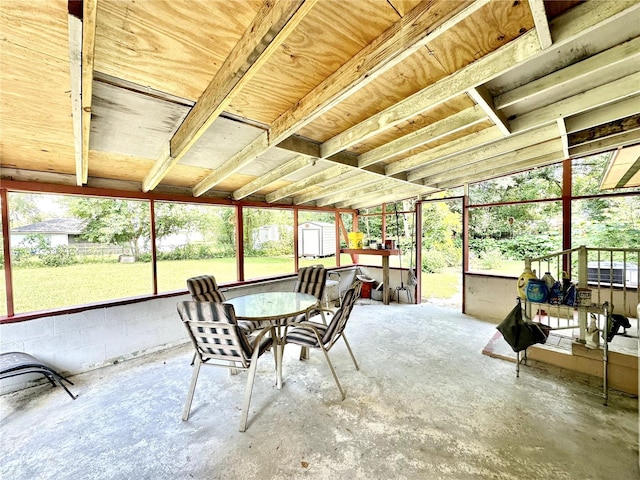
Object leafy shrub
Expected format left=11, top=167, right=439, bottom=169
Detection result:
left=252, top=240, right=293, bottom=257
left=471, top=234, right=559, bottom=261
left=499, top=234, right=558, bottom=260
left=40, top=246, right=78, bottom=267
left=477, top=248, right=503, bottom=270
left=137, top=244, right=237, bottom=263
left=422, top=249, right=448, bottom=273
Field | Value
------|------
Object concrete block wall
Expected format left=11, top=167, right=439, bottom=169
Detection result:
left=464, top=273, right=517, bottom=322
left=0, top=267, right=360, bottom=395
left=0, top=294, right=190, bottom=395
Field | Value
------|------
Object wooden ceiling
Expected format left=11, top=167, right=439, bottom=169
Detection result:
left=1, top=0, right=639, bottom=210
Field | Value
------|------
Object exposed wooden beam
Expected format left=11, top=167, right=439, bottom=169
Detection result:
left=67, top=5, right=83, bottom=186
left=557, top=118, right=570, bottom=158
left=495, top=36, right=640, bottom=111
left=275, top=133, right=418, bottom=187
left=220, top=0, right=489, bottom=174
left=315, top=178, right=402, bottom=207
left=467, top=86, right=510, bottom=135
left=293, top=173, right=379, bottom=205
left=357, top=105, right=487, bottom=168
left=529, top=0, right=552, bottom=49
left=193, top=132, right=269, bottom=197
left=320, top=29, right=541, bottom=159
left=432, top=152, right=564, bottom=190
left=550, top=0, right=640, bottom=46
left=81, top=0, right=97, bottom=185
left=511, top=72, right=640, bottom=133
left=407, top=123, right=560, bottom=181
left=232, top=155, right=310, bottom=200
left=340, top=186, right=425, bottom=210
left=273, top=0, right=488, bottom=149
left=386, top=126, right=504, bottom=177
left=421, top=138, right=564, bottom=186
left=569, top=129, right=640, bottom=157
left=565, top=95, right=640, bottom=134
left=265, top=164, right=353, bottom=203
left=569, top=114, right=640, bottom=148
left=142, top=0, right=315, bottom=193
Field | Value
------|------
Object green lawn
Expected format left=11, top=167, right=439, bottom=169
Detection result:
left=0, top=254, right=464, bottom=315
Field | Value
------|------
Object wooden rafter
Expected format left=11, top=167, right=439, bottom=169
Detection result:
left=320, top=29, right=541, bottom=159
left=407, top=123, right=560, bottom=182
left=198, top=0, right=488, bottom=197
left=495, top=36, right=640, bottom=111
left=529, top=0, right=552, bottom=49
left=67, top=4, right=82, bottom=186
left=293, top=173, right=380, bottom=205
left=357, top=105, right=487, bottom=168
left=142, top=0, right=316, bottom=193
left=557, top=118, right=570, bottom=158
left=421, top=139, right=565, bottom=186
left=81, top=0, right=97, bottom=185
left=433, top=152, right=564, bottom=190
left=510, top=72, right=640, bottom=133
left=340, top=185, right=425, bottom=210
left=316, top=178, right=406, bottom=207
left=386, top=126, right=504, bottom=177
left=467, top=86, right=510, bottom=136
left=232, top=155, right=310, bottom=200
left=264, top=164, right=353, bottom=203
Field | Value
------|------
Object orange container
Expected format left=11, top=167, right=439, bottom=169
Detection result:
left=361, top=281, right=372, bottom=298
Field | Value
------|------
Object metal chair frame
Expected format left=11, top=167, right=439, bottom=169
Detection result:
left=177, top=301, right=275, bottom=432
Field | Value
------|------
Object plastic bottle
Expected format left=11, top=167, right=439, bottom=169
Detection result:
left=517, top=261, right=537, bottom=299
left=526, top=279, right=549, bottom=303
left=541, top=272, right=555, bottom=291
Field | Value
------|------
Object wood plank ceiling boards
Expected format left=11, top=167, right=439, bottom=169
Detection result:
left=1, top=0, right=639, bottom=211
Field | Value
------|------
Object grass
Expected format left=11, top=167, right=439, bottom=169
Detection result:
left=0, top=254, right=470, bottom=315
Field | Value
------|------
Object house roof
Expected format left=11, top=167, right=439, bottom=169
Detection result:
left=1, top=0, right=639, bottom=210
left=11, top=218, right=86, bottom=235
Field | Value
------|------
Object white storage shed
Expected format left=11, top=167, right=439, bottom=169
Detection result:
left=298, top=222, right=336, bottom=258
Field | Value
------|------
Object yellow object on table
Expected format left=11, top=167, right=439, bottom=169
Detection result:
left=348, top=232, right=364, bottom=249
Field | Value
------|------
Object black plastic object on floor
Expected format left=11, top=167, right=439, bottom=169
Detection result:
left=0, top=351, right=77, bottom=400
left=606, top=314, right=632, bottom=342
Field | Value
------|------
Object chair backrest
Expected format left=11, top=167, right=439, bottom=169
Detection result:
left=321, top=280, right=362, bottom=348
left=186, top=275, right=225, bottom=303
left=177, top=301, right=252, bottom=367
left=294, top=265, right=327, bottom=301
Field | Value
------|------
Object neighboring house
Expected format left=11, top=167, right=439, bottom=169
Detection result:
left=10, top=218, right=86, bottom=248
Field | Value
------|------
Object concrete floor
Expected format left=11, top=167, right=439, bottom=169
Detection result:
left=1, top=301, right=638, bottom=479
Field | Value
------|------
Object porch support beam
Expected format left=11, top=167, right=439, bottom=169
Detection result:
left=143, top=0, right=315, bottom=193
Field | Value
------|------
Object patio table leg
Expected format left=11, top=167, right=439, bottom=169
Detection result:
left=276, top=340, right=284, bottom=389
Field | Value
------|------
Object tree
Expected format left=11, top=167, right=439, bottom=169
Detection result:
left=69, top=198, right=190, bottom=259
left=8, top=193, right=46, bottom=227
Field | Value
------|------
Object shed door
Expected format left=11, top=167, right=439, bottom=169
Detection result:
left=302, top=229, right=321, bottom=257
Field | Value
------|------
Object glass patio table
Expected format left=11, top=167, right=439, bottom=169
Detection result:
left=225, top=291, right=318, bottom=389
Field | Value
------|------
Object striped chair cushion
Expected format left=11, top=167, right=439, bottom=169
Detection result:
left=177, top=301, right=270, bottom=363
left=286, top=321, right=328, bottom=347
left=286, top=282, right=360, bottom=348
left=186, top=275, right=225, bottom=303
left=321, top=286, right=357, bottom=343
left=294, top=266, right=327, bottom=300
